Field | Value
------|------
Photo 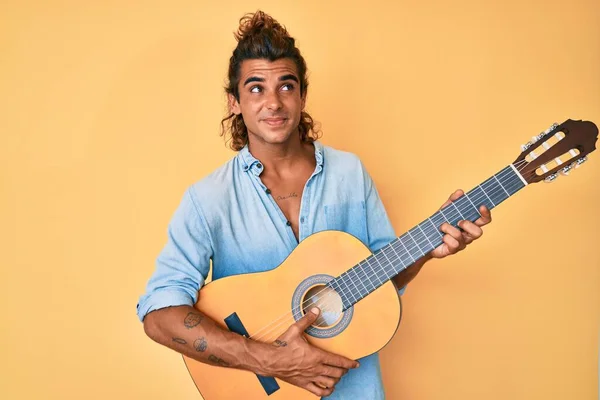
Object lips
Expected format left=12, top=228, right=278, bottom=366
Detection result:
left=262, top=118, right=287, bottom=126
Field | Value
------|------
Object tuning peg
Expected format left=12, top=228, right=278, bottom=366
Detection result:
left=522, top=123, right=560, bottom=152
left=559, top=164, right=573, bottom=176
left=521, top=142, right=532, bottom=151
left=543, top=123, right=559, bottom=136
left=574, top=156, right=588, bottom=168
left=544, top=173, right=559, bottom=183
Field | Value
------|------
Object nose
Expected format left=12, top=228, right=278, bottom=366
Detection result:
left=265, top=90, right=283, bottom=111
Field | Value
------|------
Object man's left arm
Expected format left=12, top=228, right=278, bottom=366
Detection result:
left=391, top=189, right=493, bottom=289
left=361, top=162, right=492, bottom=292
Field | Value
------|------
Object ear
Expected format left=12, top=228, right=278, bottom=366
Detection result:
left=301, top=92, right=307, bottom=111
left=228, top=93, right=241, bottom=115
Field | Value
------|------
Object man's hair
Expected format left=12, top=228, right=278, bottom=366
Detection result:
left=220, top=10, right=321, bottom=151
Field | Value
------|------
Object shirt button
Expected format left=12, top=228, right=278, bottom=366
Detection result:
left=265, top=188, right=271, bottom=194
left=300, top=217, right=305, bottom=223
left=257, top=163, right=263, bottom=169
left=286, top=221, right=292, bottom=226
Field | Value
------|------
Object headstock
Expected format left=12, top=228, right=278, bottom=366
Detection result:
left=513, top=119, right=598, bottom=184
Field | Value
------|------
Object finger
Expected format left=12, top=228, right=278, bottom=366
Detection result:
left=289, top=307, right=320, bottom=335
left=320, top=365, right=347, bottom=378
left=440, top=222, right=463, bottom=240
left=449, top=189, right=465, bottom=201
left=305, top=382, right=333, bottom=397
left=442, top=233, right=462, bottom=253
left=322, top=350, right=359, bottom=369
left=457, top=220, right=483, bottom=240
left=439, top=189, right=464, bottom=210
left=440, top=189, right=465, bottom=210
left=474, top=205, right=492, bottom=226
left=315, top=375, right=337, bottom=389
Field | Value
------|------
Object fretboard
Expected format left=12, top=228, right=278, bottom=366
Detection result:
left=327, top=164, right=527, bottom=310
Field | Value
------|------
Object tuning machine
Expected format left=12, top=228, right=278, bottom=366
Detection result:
left=559, top=164, right=573, bottom=176
left=521, top=122, right=559, bottom=151
left=544, top=172, right=559, bottom=183
left=574, top=156, right=587, bottom=168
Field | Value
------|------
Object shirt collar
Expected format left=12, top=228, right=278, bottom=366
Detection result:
left=239, top=140, right=324, bottom=176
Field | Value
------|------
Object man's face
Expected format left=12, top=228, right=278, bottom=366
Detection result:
left=229, top=58, right=306, bottom=147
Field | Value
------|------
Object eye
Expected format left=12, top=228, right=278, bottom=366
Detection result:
left=281, top=83, right=295, bottom=91
left=250, top=85, right=262, bottom=93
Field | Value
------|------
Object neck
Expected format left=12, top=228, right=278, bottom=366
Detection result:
left=247, top=135, right=314, bottom=175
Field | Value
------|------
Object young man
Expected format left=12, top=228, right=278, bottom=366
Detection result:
left=136, top=11, right=491, bottom=399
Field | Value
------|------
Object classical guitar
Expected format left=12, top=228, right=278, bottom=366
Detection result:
left=183, top=119, right=597, bottom=399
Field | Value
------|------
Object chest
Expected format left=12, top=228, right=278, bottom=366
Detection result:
left=204, top=163, right=373, bottom=279
left=261, top=170, right=313, bottom=240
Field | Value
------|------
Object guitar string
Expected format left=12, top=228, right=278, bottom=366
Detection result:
left=253, top=167, right=542, bottom=343
left=250, top=160, right=533, bottom=342
left=251, top=160, right=533, bottom=343
left=252, top=172, right=531, bottom=343
left=248, top=160, right=532, bottom=343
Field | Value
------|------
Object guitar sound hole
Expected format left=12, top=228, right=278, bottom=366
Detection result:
left=301, top=285, right=343, bottom=329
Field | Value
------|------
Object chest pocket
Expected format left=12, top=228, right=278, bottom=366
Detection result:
left=324, top=201, right=368, bottom=245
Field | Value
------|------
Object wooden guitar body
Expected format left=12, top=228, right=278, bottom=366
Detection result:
left=183, top=230, right=403, bottom=399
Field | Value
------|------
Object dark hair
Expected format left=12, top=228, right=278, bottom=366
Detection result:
left=220, top=10, right=321, bottom=151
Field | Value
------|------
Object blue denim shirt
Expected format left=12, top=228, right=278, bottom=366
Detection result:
left=137, top=140, right=405, bottom=399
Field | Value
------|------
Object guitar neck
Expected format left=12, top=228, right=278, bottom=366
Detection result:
left=329, top=164, right=528, bottom=310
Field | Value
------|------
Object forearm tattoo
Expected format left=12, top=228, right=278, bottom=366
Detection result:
left=273, top=339, right=287, bottom=347
left=208, top=354, right=229, bottom=367
left=193, top=337, right=208, bottom=352
left=172, top=337, right=187, bottom=345
left=184, top=312, right=204, bottom=329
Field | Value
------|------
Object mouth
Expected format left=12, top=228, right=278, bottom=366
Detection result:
left=262, top=118, right=287, bottom=127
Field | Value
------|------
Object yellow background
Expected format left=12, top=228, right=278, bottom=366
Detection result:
left=1, top=1, right=599, bottom=399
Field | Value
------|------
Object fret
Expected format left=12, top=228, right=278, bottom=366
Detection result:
left=391, top=240, right=414, bottom=268
left=439, top=203, right=461, bottom=227
left=481, top=178, right=506, bottom=207
left=388, top=244, right=408, bottom=272
left=493, top=174, right=510, bottom=197
left=417, top=223, right=435, bottom=249
left=430, top=211, right=447, bottom=232
left=363, top=257, right=382, bottom=290
left=450, top=201, right=465, bottom=221
left=426, top=217, right=443, bottom=241
left=359, top=259, right=378, bottom=291
left=371, top=249, right=391, bottom=280
left=338, top=272, right=358, bottom=304
left=454, top=194, right=481, bottom=222
left=474, top=185, right=496, bottom=209
left=378, top=244, right=396, bottom=280
left=398, top=234, right=416, bottom=263
left=406, top=228, right=427, bottom=257
left=499, top=167, right=525, bottom=195
left=350, top=265, right=370, bottom=299
left=328, top=279, right=349, bottom=308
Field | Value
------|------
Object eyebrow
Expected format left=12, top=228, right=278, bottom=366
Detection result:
left=243, top=74, right=299, bottom=86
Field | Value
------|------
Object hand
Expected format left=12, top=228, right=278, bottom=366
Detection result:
left=430, top=189, right=492, bottom=259
left=259, top=307, right=359, bottom=397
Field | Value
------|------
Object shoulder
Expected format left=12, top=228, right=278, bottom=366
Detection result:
left=187, top=154, right=241, bottom=207
left=321, top=143, right=365, bottom=173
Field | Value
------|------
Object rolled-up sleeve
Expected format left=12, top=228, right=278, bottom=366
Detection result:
left=360, top=160, right=406, bottom=296
left=136, top=187, right=213, bottom=321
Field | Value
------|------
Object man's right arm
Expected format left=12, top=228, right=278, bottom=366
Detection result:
left=142, top=305, right=270, bottom=373
left=143, top=305, right=359, bottom=397
left=138, top=189, right=358, bottom=396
